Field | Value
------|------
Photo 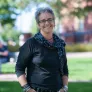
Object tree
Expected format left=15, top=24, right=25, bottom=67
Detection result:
left=0, top=0, right=30, bottom=42
left=0, top=0, right=33, bottom=26
left=26, top=0, right=92, bottom=18
left=59, top=0, right=92, bottom=18
left=0, top=0, right=92, bottom=26
left=0, top=0, right=92, bottom=41
left=1, top=24, right=20, bottom=42
left=0, top=0, right=17, bottom=26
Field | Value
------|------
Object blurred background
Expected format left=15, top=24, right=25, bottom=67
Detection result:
left=0, top=0, right=92, bottom=92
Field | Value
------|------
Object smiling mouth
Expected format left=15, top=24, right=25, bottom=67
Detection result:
left=44, top=26, right=51, bottom=29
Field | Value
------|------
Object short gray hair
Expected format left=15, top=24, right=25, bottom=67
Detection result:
left=35, top=7, right=55, bottom=24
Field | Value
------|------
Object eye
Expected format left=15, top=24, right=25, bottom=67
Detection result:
left=48, top=18, right=54, bottom=22
left=39, top=20, right=45, bottom=23
left=40, top=20, right=46, bottom=23
left=39, top=18, right=54, bottom=24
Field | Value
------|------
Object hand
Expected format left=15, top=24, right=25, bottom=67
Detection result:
left=58, top=88, right=64, bottom=92
left=27, top=88, right=36, bottom=92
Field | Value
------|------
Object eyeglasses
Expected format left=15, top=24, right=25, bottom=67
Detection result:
left=38, top=18, right=54, bottom=24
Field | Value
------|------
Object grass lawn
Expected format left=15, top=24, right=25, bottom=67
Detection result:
left=1, top=63, right=15, bottom=73
left=0, top=82, right=92, bottom=92
left=69, top=82, right=92, bottom=92
left=0, top=82, right=22, bottom=92
left=67, top=57, right=92, bottom=80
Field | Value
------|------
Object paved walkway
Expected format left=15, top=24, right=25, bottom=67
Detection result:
left=0, top=74, right=17, bottom=81
left=66, top=52, right=92, bottom=58
left=0, top=74, right=92, bottom=82
left=0, top=52, right=92, bottom=81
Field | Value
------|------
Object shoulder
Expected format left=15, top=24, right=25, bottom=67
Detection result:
left=20, top=37, right=37, bottom=49
left=57, top=35, right=66, bottom=46
left=54, top=33, right=66, bottom=46
left=25, top=37, right=37, bottom=45
left=60, top=38, right=66, bottom=46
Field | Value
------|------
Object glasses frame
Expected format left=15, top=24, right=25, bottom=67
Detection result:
left=38, top=18, right=54, bottom=24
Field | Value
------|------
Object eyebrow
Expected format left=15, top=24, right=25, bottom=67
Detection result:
left=40, top=18, right=54, bottom=21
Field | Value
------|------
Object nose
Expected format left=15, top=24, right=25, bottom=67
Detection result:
left=45, top=20, right=49, bottom=25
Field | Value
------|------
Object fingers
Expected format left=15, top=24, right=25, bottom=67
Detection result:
left=58, top=88, right=64, bottom=92
left=27, top=88, right=36, bottom=92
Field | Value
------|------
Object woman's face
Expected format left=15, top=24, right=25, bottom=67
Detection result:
left=38, top=12, right=55, bottom=34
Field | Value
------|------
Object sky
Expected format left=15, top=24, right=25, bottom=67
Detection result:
left=15, top=10, right=35, bottom=33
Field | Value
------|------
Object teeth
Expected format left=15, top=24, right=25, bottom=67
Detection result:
left=45, top=27, right=50, bottom=28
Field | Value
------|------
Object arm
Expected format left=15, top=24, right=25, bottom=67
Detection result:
left=18, top=74, right=36, bottom=92
left=59, top=75, right=68, bottom=92
left=18, top=74, right=27, bottom=86
left=59, top=71, right=68, bottom=92
left=59, top=52, right=69, bottom=92
left=62, top=54, right=68, bottom=86
left=15, top=39, right=36, bottom=92
left=62, top=75, right=68, bottom=86
left=0, top=51, right=8, bottom=56
left=0, top=45, right=9, bottom=56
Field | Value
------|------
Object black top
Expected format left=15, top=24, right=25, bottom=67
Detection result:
left=15, top=37, right=68, bottom=91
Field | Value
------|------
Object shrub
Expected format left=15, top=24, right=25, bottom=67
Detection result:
left=8, top=44, right=20, bottom=52
left=65, top=43, right=92, bottom=52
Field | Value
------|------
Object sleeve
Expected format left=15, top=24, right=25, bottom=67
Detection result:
left=62, top=48, right=69, bottom=77
left=15, top=39, right=33, bottom=77
left=4, top=46, right=8, bottom=51
left=59, top=46, right=69, bottom=77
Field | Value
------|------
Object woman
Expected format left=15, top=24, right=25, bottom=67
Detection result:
left=15, top=7, right=68, bottom=92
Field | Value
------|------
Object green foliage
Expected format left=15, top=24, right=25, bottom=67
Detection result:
left=8, top=44, right=20, bottom=52
left=1, top=24, right=21, bottom=42
left=0, top=0, right=21, bottom=42
left=48, top=0, right=65, bottom=19
left=0, top=0, right=92, bottom=26
left=0, top=0, right=92, bottom=43
left=0, top=0, right=18, bottom=26
left=30, top=0, right=92, bottom=18
left=66, top=43, right=92, bottom=52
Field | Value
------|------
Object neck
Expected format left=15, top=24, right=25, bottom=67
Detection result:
left=40, top=31, right=53, bottom=40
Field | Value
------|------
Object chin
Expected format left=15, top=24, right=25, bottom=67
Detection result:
left=45, top=29, right=53, bottom=33
left=46, top=31, right=53, bottom=34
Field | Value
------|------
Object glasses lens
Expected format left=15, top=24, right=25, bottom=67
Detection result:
left=39, top=18, right=54, bottom=24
